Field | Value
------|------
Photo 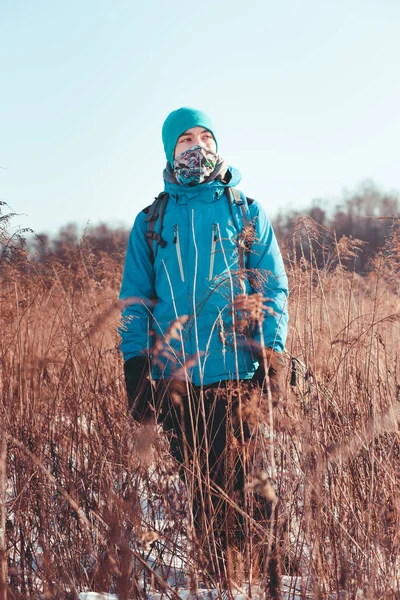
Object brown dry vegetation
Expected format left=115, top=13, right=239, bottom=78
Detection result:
left=1, top=202, right=400, bottom=599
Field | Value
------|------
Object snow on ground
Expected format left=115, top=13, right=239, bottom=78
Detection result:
left=79, top=594, right=119, bottom=600
left=79, top=435, right=312, bottom=599
left=78, top=575, right=309, bottom=599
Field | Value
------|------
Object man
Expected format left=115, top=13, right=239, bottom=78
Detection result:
left=119, top=107, right=288, bottom=569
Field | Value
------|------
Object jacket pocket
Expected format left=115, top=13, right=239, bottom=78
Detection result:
left=208, top=224, right=218, bottom=280
left=173, top=224, right=185, bottom=282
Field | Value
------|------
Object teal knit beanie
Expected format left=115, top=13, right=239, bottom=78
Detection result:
left=162, top=107, right=217, bottom=165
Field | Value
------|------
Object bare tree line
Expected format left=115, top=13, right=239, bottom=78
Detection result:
left=24, top=181, right=399, bottom=275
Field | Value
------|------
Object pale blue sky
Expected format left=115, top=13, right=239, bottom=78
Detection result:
left=1, top=0, right=399, bottom=234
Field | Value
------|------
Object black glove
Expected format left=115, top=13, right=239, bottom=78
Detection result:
left=251, top=348, right=285, bottom=407
left=124, top=356, right=154, bottom=422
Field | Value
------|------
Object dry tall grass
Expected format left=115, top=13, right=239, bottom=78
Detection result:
left=1, top=212, right=400, bottom=599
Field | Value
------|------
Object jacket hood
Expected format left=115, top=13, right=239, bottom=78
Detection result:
left=163, top=166, right=242, bottom=204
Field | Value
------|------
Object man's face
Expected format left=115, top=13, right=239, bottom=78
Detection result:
left=174, top=126, right=217, bottom=159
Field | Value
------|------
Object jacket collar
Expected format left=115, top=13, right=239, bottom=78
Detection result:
left=163, top=166, right=242, bottom=205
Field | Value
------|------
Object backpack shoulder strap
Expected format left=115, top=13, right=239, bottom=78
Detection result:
left=224, top=187, right=251, bottom=231
left=143, top=192, right=169, bottom=263
left=224, top=187, right=255, bottom=269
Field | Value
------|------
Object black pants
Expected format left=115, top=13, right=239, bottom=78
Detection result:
left=154, top=380, right=271, bottom=556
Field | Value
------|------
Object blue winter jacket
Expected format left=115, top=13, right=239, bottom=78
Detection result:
left=119, top=167, right=288, bottom=386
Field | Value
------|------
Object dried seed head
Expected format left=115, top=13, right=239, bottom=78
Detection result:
left=246, top=471, right=278, bottom=505
left=140, top=530, right=160, bottom=551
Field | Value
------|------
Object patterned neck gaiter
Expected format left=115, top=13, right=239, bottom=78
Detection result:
left=173, top=145, right=219, bottom=186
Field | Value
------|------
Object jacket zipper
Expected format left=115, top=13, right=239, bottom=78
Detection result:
left=208, top=224, right=218, bottom=280
left=173, top=225, right=185, bottom=282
